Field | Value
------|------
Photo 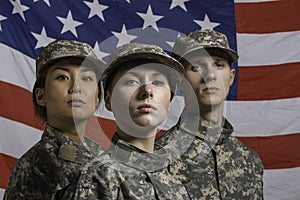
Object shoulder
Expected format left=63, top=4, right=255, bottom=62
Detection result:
left=228, top=136, right=263, bottom=167
left=79, top=153, right=124, bottom=184
left=155, top=125, right=178, bottom=146
left=76, top=153, right=125, bottom=199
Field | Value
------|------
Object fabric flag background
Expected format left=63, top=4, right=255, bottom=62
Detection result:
left=0, top=0, right=299, bottom=199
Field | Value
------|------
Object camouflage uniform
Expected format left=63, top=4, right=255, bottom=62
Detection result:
left=59, top=42, right=189, bottom=199
left=4, top=124, right=101, bottom=200
left=156, top=30, right=264, bottom=200
left=156, top=115, right=264, bottom=200
left=67, top=135, right=191, bottom=199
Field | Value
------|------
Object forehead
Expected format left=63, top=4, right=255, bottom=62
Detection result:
left=48, top=57, right=97, bottom=73
left=112, top=62, right=171, bottom=80
left=122, top=63, right=170, bottom=76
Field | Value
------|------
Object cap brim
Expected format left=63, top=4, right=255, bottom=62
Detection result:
left=102, top=52, right=184, bottom=84
left=179, top=46, right=239, bottom=63
left=38, top=54, right=105, bottom=77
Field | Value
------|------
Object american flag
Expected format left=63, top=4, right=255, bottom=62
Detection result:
left=0, top=0, right=299, bottom=199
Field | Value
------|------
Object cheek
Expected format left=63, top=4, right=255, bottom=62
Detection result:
left=157, top=89, right=171, bottom=111
left=112, top=88, right=134, bottom=109
left=185, top=72, right=201, bottom=88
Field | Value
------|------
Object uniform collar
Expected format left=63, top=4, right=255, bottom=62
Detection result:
left=43, top=124, right=101, bottom=163
left=197, top=118, right=233, bottom=145
left=179, top=115, right=233, bottom=146
left=110, top=134, right=170, bottom=172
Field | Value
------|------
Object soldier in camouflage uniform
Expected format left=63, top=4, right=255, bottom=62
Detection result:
left=156, top=30, right=264, bottom=200
left=4, top=40, right=104, bottom=200
left=64, top=43, right=192, bottom=199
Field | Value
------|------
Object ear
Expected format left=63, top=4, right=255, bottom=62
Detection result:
left=35, top=88, right=46, bottom=106
left=95, top=96, right=100, bottom=109
left=104, top=91, right=112, bottom=111
left=229, top=68, right=236, bottom=86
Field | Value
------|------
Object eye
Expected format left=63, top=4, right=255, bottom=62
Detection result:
left=191, top=65, right=205, bottom=72
left=82, top=76, right=94, bottom=81
left=125, top=79, right=139, bottom=86
left=152, top=80, right=166, bottom=86
left=214, top=62, right=225, bottom=69
left=56, top=75, right=69, bottom=80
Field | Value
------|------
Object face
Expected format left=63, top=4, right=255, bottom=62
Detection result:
left=105, top=63, right=172, bottom=137
left=183, top=51, right=235, bottom=109
left=35, top=58, right=100, bottom=126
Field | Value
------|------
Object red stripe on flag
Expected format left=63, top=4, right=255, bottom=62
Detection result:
left=0, top=81, right=117, bottom=149
left=86, top=116, right=116, bottom=150
left=0, top=81, right=44, bottom=130
left=235, top=0, right=300, bottom=33
left=237, top=62, right=300, bottom=100
left=237, top=133, right=300, bottom=169
left=0, top=153, right=17, bottom=189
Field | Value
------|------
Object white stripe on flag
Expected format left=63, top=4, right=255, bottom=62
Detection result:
left=0, top=43, right=35, bottom=91
left=263, top=167, right=300, bottom=200
left=0, top=188, right=4, bottom=200
left=225, top=98, right=300, bottom=137
left=0, top=117, right=42, bottom=158
left=237, top=30, right=300, bottom=66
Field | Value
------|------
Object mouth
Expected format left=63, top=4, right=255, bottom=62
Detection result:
left=137, top=104, right=156, bottom=113
left=203, top=87, right=219, bottom=93
left=68, top=99, right=85, bottom=107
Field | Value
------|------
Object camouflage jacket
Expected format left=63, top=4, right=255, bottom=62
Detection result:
left=156, top=118, right=264, bottom=200
left=4, top=124, right=101, bottom=200
left=69, top=136, right=191, bottom=200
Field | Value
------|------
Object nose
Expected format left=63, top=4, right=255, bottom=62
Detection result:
left=138, top=84, right=153, bottom=99
left=203, top=65, right=217, bottom=82
left=68, top=81, right=81, bottom=94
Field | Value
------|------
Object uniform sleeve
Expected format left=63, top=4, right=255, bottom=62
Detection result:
left=252, top=153, right=264, bottom=199
left=4, top=159, right=58, bottom=200
left=72, top=164, right=122, bottom=200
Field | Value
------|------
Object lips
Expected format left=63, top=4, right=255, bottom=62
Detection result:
left=68, top=99, right=85, bottom=107
left=137, top=104, right=155, bottom=113
left=203, top=87, right=219, bottom=93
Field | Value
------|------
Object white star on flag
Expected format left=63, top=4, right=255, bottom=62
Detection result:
left=166, top=33, right=181, bottom=49
left=10, top=0, right=30, bottom=21
left=170, top=0, right=190, bottom=12
left=0, top=15, right=7, bottom=32
left=93, top=41, right=110, bottom=61
left=57, top=11, right=83, bottom=38
left=111, top=24, right=137, bottom=47
left=31, top=27, right=56, bottom=49
left=84, top=0, right=108, bottom=21
left=194, top=14, right=220, bottom=30
left=33, top=0, right=51, bottom=7
left=136, top=5, right=164, bottom=32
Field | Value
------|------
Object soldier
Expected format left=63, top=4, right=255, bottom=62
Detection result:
left=156, top=30, right=264, bottom=199
left=4, top=40, right=104, bottom=199
left=67, top=43, right=191, bottom=199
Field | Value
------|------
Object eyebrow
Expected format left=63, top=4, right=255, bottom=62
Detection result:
left=212, top=57, right=227, bottom=62
left=124, top=71, right=167, bottom=77
left=52, top=66, right=95, bottom=73
left=51, top=66, right=69, bottom=72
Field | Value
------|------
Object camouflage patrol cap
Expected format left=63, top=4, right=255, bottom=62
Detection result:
left=102, top=42, right=184, bottom=89
left=36, top=40, right=105, bottom=77
left=172, top=29, right=238, bottom=63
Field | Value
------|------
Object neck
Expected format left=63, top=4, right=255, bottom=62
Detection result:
left=116, top=126, right=156, bottom=153
left=48, top=118, right=87, bottom=145
left=200, top=103, right=224, bottom=127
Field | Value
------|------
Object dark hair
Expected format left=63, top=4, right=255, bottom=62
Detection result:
left=32, top=58, right=102, bottom=122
